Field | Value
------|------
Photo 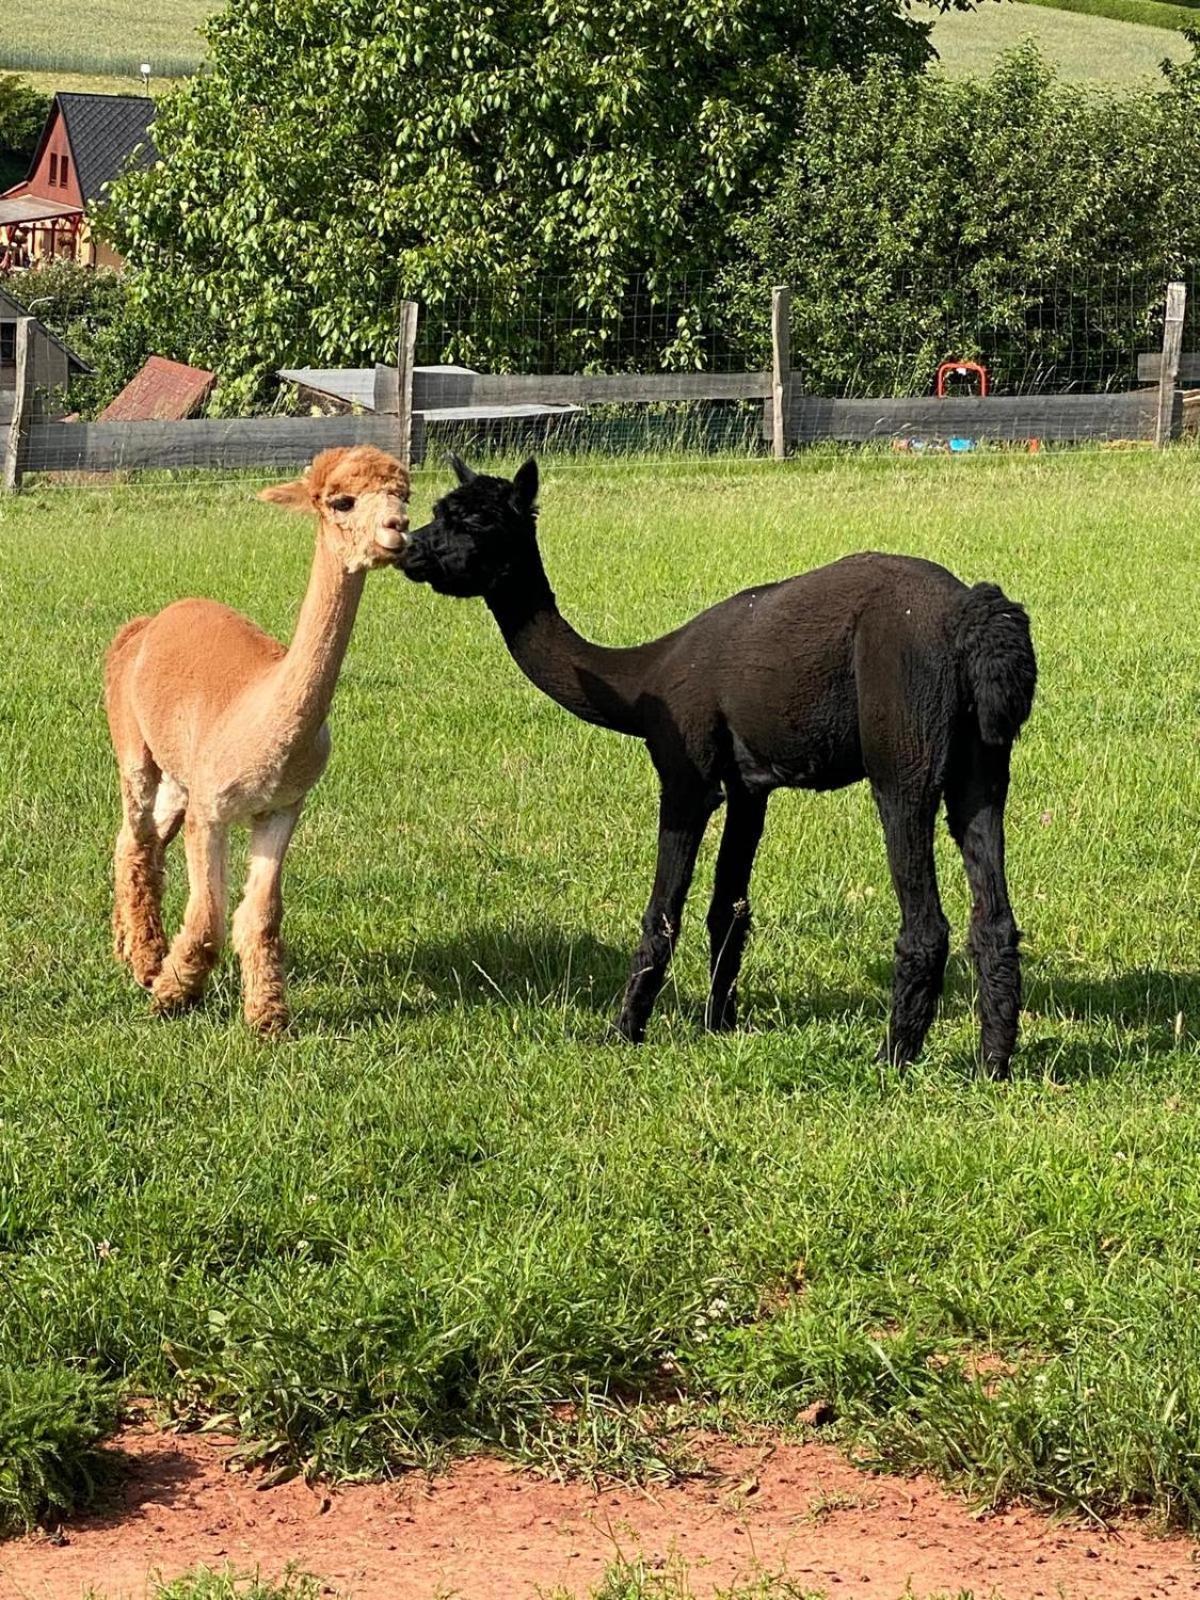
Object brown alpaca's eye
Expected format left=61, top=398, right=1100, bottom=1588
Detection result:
left=329, top=494, right=356, bottom=513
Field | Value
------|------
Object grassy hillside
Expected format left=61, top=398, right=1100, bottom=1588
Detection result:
left=0, top=0, right=210, bottom=83
left=920, top=0, right=1192, bottom=82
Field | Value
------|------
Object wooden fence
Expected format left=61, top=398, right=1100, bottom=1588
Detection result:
left=2, top=280, right=1195, bottom=490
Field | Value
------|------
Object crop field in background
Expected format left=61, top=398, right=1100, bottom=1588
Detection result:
left=2, top=451, right=1200, bottom=1536
left=0, top=0, right=210, bottom=81
left=920, top=0, right=1192, bottom=81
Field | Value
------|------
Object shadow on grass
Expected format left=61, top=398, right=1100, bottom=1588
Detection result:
left=293, top=927, right=1200, bottom=1076
left=292, top=920, right=630, bottom=1026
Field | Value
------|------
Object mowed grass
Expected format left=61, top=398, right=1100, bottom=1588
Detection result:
left=2, top=451, right=1200, bottom=1530
left=0, top=0, right=210, bottom=79
left=918, top=0, right=1192, bottom=81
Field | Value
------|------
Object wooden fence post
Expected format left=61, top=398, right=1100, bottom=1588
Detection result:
left=396, top=299, right=419, bottom=466
left=771, top=286, right=791, bottom=460
left=3, top=318, right=35, bottom=494
left=1155, top=280, right=1187, bottom=448
left=372, top=301, right=421, bottom=465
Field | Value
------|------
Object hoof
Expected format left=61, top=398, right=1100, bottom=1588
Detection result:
left=612, top=1014, right=646, bottom=1045
left=151, top=968, right=199, bottom=1015
left=876, top=1037, right=916, bottom=1071
left=704, top=994, right=738, bottom=1033
left=129, top=942, right=166, bottom=989
left=246, top=1000, right=289, bottom=1037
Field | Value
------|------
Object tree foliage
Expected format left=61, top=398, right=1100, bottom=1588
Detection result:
left=720, top=41, right=1200, bottom=395
left=108, top=0, right=985, bottom=406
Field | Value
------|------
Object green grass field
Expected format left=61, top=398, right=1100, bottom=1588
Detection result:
left=0, top=0, right=210, bottom=81
left=3, top=450, right=1200, bottom=1537
left=920, top=0, right=1193, bottom=81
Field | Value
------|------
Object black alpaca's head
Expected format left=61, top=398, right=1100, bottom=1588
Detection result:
left=403, top=455, right=539, bottom=598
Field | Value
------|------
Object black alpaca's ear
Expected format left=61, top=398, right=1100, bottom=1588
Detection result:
left=449, top=452, right=476, bottom=486
left=512, top=458, right=538, bottom=511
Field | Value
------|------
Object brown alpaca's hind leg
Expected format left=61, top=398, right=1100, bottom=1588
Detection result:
left=112, top=754, right=169, bottom=987
left=232, top=805, right=300, bottom=1036
left=152, top=815, right=228, bottom=1014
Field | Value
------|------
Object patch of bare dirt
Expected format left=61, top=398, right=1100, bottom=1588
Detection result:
left=2, top=1422, right=1199, bottom=1599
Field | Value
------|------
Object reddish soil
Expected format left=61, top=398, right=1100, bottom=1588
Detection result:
left=3, top=1424, right=1199, bottom=1600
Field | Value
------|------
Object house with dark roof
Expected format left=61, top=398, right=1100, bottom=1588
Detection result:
left=0, top=93, right=156, bottom=271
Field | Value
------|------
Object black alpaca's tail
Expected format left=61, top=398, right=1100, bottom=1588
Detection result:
left=955, top=583, right=1037, bottom=745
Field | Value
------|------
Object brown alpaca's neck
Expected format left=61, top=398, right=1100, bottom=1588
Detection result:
left=487, top=545, right=648, bottom=737
left=270, top=532, right=366, bottom=738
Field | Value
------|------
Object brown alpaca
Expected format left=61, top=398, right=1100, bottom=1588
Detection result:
left=103, top=445, right=409, bottom=1033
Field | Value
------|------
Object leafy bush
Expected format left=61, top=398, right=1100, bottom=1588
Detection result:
left=0, top=1367, right=120, bottom=1536
left=720, top=42, right=1200, bottom=394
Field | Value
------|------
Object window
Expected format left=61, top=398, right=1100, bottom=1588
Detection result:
left=0, top=323, right=15, bottom=367
left=60, top=156, right=70, bottom=188
left=49, top=152, right=58, bottom=185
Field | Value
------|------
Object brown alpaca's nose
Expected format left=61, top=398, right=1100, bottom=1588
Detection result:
left=377, top=513, right=409, bottom=552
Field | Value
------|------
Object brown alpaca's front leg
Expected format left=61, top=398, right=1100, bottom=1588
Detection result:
left=232, top=805, right=300, bottom=1036
left=152, top=815, right=228, bottom=1014
left=112, top=762, right=168, bottom=987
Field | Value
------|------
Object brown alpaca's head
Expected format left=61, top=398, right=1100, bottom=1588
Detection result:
left=259, top=446, right=411, bottom=571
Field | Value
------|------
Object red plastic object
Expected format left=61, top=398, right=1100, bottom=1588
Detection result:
left=936, top=360, right=989, bottom=398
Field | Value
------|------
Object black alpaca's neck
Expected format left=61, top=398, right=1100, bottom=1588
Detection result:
left=486, top=535, right=648, bottom=736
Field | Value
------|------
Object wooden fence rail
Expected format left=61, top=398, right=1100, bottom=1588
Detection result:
left=779, top=390, right=1166, bottom=446
left=2, top=281, right=1193, bottom=490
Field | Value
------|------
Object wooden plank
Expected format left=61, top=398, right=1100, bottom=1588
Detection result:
left=3, top=318, right=34, bottom=493
left=1137, top=351, right=1200, bottom=384
left=411, top=370, right=771, bottom=407
left=786, top=392, right=1158, bottom=444
left=771, top=286, right=791, bottom=460
left=25, top=414, right=400, bottom=475
left=373, top=362, right=399, bottom=415
left=1155, top=281, right=1187, bottom=447
left=396, top=299, right=419, bottom=467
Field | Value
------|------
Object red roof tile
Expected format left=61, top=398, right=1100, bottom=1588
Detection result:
left=98, top=356, right=215, bottom=421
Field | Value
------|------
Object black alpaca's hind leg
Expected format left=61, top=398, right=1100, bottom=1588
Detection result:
left=616, top=787, right=714, bottom=1044
left=705, top=785, right=768, bottom=1031
left=945, top=739, right=1020, bottom=1079
left=873, top=786, right=949, bottom=1069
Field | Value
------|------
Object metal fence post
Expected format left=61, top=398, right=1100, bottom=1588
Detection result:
left=3, top=318, right=35, bottom=494
left=1155, top=280, right=1187, bottom=448
left=771, top=286, right=791, bottom=460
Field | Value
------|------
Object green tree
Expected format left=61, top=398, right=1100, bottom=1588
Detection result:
left=108, top=0, right=986, bottom=407
left=0, top=75, right=49, bottom=188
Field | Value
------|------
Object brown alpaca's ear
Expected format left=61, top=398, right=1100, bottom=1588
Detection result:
left=258, top=476, right=314, bottom=511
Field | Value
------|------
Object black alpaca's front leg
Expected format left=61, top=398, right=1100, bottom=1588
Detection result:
left=946, top=740, right=1021, bottom=1078
left=705, top=785, right=768, bottom=1031
left=873, top=786, right=949, bottom=1069
left=616, top=787, right=713, bottom=1043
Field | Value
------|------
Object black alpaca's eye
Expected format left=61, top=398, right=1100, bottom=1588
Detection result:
left=329, top=494, right=356, bottom=513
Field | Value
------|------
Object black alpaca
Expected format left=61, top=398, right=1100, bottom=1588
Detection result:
left=404, top=457, right=1037, bottom=1073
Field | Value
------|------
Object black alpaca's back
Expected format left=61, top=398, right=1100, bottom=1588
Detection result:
left=634, top=552, right=1033, bottom=801
left=403, top=459, right=1037, bottom=1071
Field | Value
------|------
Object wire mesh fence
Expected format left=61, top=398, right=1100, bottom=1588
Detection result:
left=4, top=266, right=1199, bottom=490
left=785, top=267, right=1200, bottom=400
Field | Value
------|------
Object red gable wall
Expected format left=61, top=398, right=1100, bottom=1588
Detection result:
left=23, top=104, right=83, bottom=209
